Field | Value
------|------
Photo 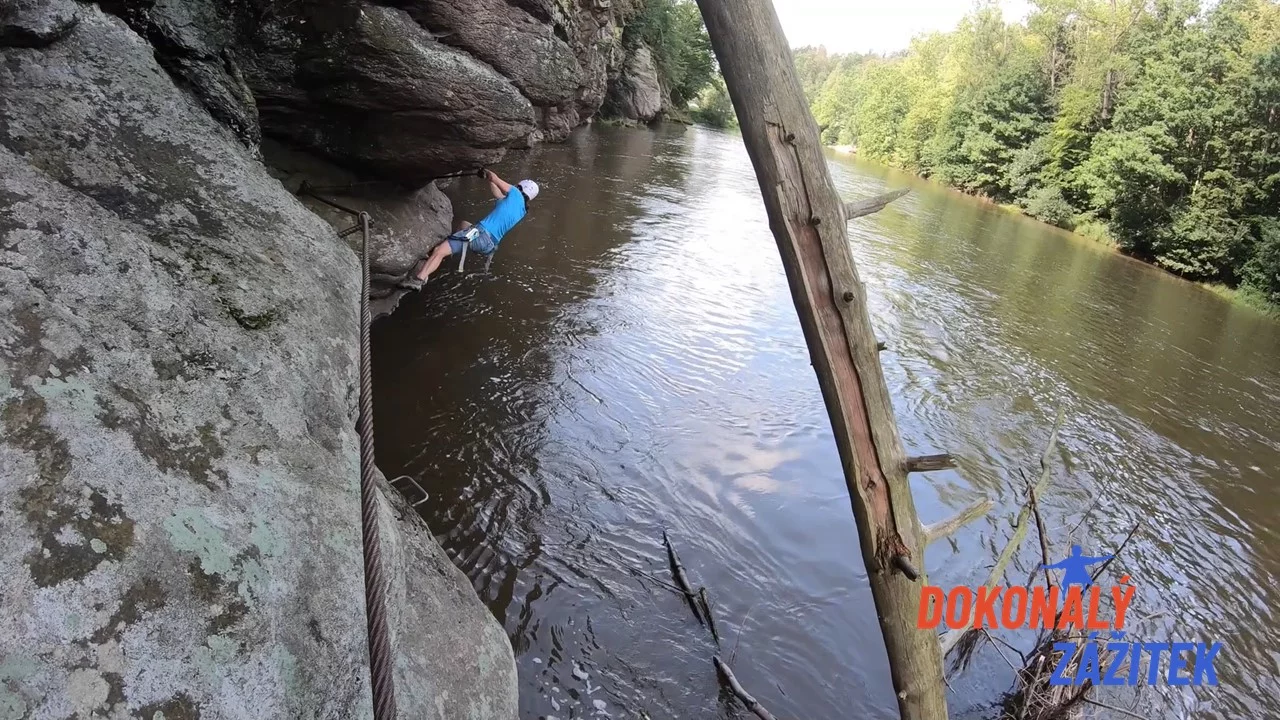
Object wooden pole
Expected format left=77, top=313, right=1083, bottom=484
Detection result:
left=693, top=2, right=949, bottom=718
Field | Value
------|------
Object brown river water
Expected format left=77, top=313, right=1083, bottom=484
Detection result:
left=371, top=124, right=1280, bottom=720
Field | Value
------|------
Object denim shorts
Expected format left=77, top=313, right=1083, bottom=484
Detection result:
left=446, top=226, right=496, bottom=255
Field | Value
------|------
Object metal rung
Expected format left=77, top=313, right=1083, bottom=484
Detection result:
left=389, top=475, right=430, bottom=508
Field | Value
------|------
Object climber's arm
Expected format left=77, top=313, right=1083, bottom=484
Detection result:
left=484, top=168, right=513, bottom=199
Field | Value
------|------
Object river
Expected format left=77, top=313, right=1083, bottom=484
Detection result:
left=371, top=124, right=1280, bottom=720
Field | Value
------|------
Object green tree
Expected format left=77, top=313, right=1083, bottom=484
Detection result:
left=812, top=63, right=862, bottom=145
left=793, top=46, right=852, bottom=104
left=851, top=60, right=911, bottom=160
left=689, top=76, right=737, bottom=129
left=928, top=11, right=1052, bottom=197
left=789, top=0, right=1280, bottom=308
left=624, top=0, right=717, bottom=107
left=1243, top=220, right=1280, bottom=305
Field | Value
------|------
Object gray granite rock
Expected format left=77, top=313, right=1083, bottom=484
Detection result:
left=0, top=9, right=517, bottom=718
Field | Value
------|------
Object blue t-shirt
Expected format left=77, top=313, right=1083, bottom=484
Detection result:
left=477, top=189, right=527, bottom=244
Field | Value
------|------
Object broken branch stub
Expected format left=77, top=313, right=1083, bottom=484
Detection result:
left=905, top=454, right=957, bottom=473
left=844, top=188, right=910, bottom=220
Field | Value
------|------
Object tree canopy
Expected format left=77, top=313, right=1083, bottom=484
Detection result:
left=796, top=0, right=1280, bottom=309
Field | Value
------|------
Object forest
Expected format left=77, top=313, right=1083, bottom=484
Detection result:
left=795, top=0, right=1280, bottom=310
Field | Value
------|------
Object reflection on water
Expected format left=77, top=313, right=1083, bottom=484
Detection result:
left=372, top=124, right=1280, bottom=719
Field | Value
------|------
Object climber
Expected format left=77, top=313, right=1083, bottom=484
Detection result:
left=397, top=168, right=539, bottom=291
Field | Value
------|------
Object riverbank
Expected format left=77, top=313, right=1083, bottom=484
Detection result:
left=833, top=149, right=1280, bottom=318
left=1198, top=283, right=1280, bottom=316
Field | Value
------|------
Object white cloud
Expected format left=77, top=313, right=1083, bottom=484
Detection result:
left=773, top=0, right=1034, bottom=54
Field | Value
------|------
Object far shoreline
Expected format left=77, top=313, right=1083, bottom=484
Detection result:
left=822, top=144, right=1279, bottom=319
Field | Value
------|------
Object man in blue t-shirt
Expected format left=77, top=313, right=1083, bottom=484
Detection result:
left=398, top=168, right=539, bottom=291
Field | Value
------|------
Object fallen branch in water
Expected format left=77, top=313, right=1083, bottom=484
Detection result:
left=1089, top=521, right=1143, bottom=584
left=931, top=407, right=1151, bottom=720
left=942, top=407, right=1065, bottom=660
left=729, top=603, right=757, bottom=665
left=924, top=498, right=994, bottom=546
left=698, top=587, right=720, bottom=645
left=1024, top=469, right=1054, bottom=589
left=658, top=534, right=781, bottom=717
left=714, top=656, right=778, bottom=720
left=1067, top=498, right=1100, bottom=539
left=625, top=567, right=689, bottom=597
left=664, top=530, right=705, bottom=626
left=1006, top=521, right=1144, bottom=720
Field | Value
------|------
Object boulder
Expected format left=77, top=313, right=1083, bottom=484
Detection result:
left=566, top=0, right=632, bottom=130
left=261, top=139, right=454, bottom=277
left=446, top=0, right=635, bottom=139
left=91, top=0, right=262, bottom=146
left=378, top=477, right=519, bottom=720
left=607, top=42, right=664, bottom=122
left=0, top=8, right=517, bottom=719
left=0, top=0, right=79, bottom=47
left=38, top=0, right=635, bottom=181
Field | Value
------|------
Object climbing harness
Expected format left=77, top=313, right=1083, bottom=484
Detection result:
left=453, top=225, right=498, bottom=273
left=356, top=212, right=398, bottom=720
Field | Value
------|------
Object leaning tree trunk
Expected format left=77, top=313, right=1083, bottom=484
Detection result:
left=692, top=1, right=949, bottom=719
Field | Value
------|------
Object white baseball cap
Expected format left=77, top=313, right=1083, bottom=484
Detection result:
left=517, top=179, right=540, bottom=201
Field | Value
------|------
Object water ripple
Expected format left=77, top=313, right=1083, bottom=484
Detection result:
left=372, top=125, right=1280, bottom=719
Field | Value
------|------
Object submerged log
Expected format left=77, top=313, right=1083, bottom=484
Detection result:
left=664, top=531, right=705, bottom=625
left=694, top=2, right=948, bottom=718
left=923, top=498, right=994, bottom=546
left=714, top=656, right=779, bottom=720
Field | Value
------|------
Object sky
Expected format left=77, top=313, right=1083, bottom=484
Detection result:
left=774, top=0, right=1035, bottom=55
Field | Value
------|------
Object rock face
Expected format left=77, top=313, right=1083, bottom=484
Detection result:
left=247, top=3, right=539, bottom=184
left=0, top=0, right=79, bottom=46
left=396, top=0, right=582, bottom=109
left=0, top=7, right=517, bottom=719
left=82, top=0, right=639, bottom=184
left=263, top=140, right=455, bottom=278
left=606, top=42, right=665, bottom=122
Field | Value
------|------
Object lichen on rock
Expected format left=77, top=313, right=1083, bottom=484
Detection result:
left=0, top=6, right=517, bottom=718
